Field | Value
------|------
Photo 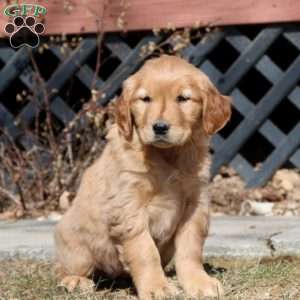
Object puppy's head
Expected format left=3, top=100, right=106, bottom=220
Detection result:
left=116, top=55, right=231, bottom=148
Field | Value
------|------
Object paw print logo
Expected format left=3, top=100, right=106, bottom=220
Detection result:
left=4, top=16, right=45, bottom=48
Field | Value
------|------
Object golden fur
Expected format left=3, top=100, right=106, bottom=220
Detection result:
left=54, top=55, right=231, bottom=299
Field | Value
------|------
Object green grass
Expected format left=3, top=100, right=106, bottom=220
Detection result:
left=0, top=258, right=300, bottom=300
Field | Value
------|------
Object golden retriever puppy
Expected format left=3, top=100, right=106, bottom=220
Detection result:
left=54, top=55, right=231, bottom=299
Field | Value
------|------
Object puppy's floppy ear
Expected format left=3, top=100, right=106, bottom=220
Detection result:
left=202, top=83, right=231, bottom=135
left=115, top=79, right=134, bottom=140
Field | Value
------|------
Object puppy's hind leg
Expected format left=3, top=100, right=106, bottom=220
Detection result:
left=54, top=225, right=95, bottom=292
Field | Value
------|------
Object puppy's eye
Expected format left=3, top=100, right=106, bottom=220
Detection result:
left=140, top=96, right=151, bottom=103
left=177, top=95, right=190, bottom=103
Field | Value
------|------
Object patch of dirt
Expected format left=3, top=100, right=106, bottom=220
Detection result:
left=210, top=167, right=300, bottom=216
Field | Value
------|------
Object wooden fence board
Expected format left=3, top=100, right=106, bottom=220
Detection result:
left=289, top=87, right=300, bottom=109
left=219, top=29, right=300, bottom=174
left=50, top=98, right=76, bottom=125
left=248, top=124, right=300, bottom=186
left=46, top=39, right=97, bottom=93
left=183, top=31, right=225, bottom=65
left=229, top=155, right=256, bottom=182
left=0, top=103, right=13, bottom=130
left=105, top=36, right=132, bottom=60
left=50, top=46, right=104, bottom=90
left=212, top=55, right=300, bottom=176
left=97, top=35, right=162, bottom=105
left=291, top=150, right=300, bottom=167
left=1, top=0, right=300, bottom=36
left=0, top=47, right=33, bottom=94
left=218, top=27, right=283, bottom=93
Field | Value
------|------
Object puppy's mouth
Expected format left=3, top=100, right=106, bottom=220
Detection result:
left=152, top=136, right=173, bottom=148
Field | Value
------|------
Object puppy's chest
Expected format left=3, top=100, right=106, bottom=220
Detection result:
left=146, top=177, right=190, bottom=246
left=147, top=194, right=184, bottom=246
left=145, top=161, right=202, bottom=245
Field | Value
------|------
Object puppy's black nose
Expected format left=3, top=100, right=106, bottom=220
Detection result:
left=153, top=121, right=170, bottom=135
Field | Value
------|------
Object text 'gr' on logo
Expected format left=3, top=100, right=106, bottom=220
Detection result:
left=3, top=4, right=47, bottom=49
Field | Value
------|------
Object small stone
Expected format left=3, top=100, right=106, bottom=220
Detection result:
left=273, top=169, right=300, bottom=192
left=281, top=180, right=294, bottom=192
left=242, top=200, right=274, bottom=216
left=213, top=174, right=222, bottom=182
left=212, top=212, right=225, bottom=216
left=48, top=212, right=62, bottom=221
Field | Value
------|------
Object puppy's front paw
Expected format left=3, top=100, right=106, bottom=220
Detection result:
left=59, top=275, right=95, bottom=292
left=183, top=273, right=224, bottom=298
left=139, top=280, right=179, bottom=300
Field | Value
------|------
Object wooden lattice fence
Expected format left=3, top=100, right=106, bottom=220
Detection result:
left=0, top=24, right=299, bottom=187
